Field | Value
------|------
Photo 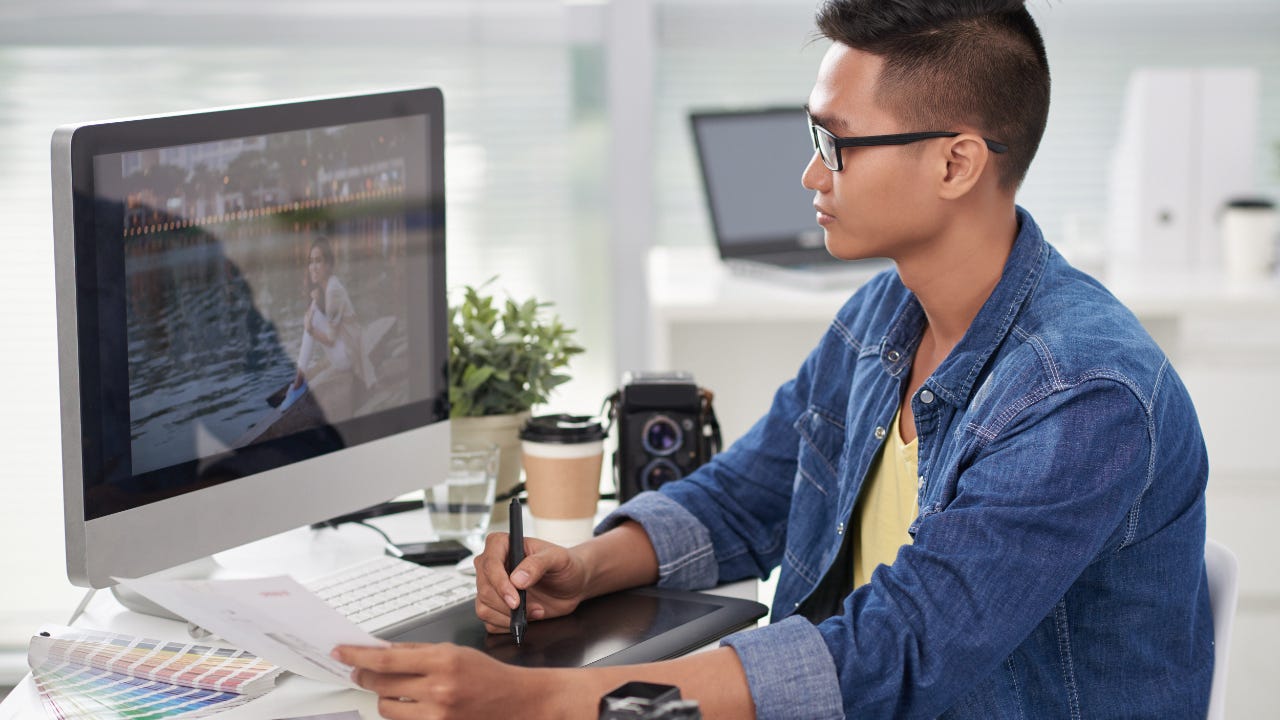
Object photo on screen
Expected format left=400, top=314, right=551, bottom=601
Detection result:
left=95, top=116, right=432, bottom=480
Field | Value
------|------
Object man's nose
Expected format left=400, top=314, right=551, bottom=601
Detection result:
left=801, top=150, right=831, bottom=192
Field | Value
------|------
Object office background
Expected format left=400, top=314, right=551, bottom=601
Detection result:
left=1, top=0, right=1277, bottom=714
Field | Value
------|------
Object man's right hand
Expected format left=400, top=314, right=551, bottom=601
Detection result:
left=473, top=532, right=591, bottom=633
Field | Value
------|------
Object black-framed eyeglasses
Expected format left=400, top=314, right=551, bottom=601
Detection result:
left=807, top=113, right=1008, bottom=172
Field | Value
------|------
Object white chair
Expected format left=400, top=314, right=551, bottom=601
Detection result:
left=1204, top=538, right=1239, bottom=720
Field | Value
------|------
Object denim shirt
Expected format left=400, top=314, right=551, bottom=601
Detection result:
left=600, top=208, right=1212, bottom=719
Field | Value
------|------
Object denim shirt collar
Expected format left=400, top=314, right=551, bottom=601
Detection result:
left=880, top=206, right=1048, bottom=407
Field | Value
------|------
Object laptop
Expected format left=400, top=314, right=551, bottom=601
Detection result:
left=689, top=106, right=891, bottom=290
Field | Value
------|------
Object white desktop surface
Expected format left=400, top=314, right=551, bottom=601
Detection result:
left=3, top=516, right=417, bottom=719
left=0, top=505, right=757, bottom=719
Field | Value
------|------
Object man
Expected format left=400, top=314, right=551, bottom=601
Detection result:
left=334, top=1, right=1213, bottom=717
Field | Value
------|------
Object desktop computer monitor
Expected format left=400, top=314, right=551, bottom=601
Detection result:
left=52, top=87, right=450, bottom=590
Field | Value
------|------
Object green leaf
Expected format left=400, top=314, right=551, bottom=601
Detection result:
left=447, top=278, right=583, bottom=417
left=462, top=365, right=495, bottom=392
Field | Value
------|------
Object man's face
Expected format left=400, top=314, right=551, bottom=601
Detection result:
left=803, top=44, right=940, bottom=261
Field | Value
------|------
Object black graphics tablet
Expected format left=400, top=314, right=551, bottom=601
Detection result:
left=384, top=587, right=768, bottom=668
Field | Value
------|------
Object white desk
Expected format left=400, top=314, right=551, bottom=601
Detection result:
left=0, top=505, right=758, bottom=719
left=1, top=513, right=423, bottom=719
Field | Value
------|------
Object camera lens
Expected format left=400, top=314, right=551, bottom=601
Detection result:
left=641, top=415, right=683, bottom=456
left=640, top=458, right=682, bottom=491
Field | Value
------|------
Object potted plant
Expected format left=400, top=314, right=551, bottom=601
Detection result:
left=448, top=280, right=584, bottom=520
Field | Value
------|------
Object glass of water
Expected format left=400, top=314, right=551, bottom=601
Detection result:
left=427, top=444, right=499, bottom=547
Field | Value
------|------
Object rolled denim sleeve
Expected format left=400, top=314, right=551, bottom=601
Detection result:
left=595, top=491, right=719, bottom=590
left=602, top=496, right=845, bottom=718
left=721, top=616, right=844, bottom=720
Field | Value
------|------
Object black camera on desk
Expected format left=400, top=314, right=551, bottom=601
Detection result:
left=612, top=371, right=721, bottom=503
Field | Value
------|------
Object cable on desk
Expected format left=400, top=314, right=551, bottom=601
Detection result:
left=317, top=518, right=403, bottom=558
left=353, top=520, right=395, bottom=546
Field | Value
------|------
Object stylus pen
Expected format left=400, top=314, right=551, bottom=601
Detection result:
left=508, top=497, right=527, bottom=645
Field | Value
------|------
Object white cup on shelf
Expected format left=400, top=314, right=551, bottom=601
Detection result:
left=1221, top=198, right=1277, bottom=283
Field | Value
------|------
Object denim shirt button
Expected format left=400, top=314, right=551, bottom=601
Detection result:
left=837, top=522, right=845, bottom=535
left=887, top=350, right=901, bottom=362
left=917, top=475, right=925, bottom=489
left=920, top=389, right=935, bottom=404
left=874, top=426, right=887, bottom=440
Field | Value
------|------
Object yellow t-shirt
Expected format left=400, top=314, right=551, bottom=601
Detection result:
left=852, top=406, right=919, bottom=589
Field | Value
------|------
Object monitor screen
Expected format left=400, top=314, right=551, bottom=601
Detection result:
left=54, top=88, right=450, bottom=587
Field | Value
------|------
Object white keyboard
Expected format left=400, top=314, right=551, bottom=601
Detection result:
left=305, top=555, right=477, bottom=635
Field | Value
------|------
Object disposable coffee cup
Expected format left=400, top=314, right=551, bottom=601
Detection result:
left=520, top=414, right=606, bottom=548
left=1221, top=198, right=1277, bottom=283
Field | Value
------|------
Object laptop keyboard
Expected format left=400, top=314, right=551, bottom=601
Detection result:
left=305, top=555, right=477, bottom=634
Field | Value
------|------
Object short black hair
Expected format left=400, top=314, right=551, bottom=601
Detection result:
left=815, top=0, right=1050, bottom=191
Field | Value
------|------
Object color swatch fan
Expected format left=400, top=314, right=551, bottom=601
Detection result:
left=27, top=626, right=283, bottom=719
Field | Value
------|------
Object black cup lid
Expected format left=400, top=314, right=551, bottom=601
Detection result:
left=1226, top=197, right=1276, bottom=210
left=520, top=414, right=606, bottom=443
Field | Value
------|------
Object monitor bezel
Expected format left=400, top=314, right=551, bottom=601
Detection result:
left=53, top=87, right=450, bottom=588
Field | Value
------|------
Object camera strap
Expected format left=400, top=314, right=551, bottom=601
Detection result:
left=600, top=390, right=621, bottom=438
left=697, top=388, right=723, bottom=459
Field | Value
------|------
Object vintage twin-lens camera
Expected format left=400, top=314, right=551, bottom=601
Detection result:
left=611, top=371, right=721, bottom=503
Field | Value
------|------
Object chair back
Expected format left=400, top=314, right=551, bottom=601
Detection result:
left=1204, top=538, right=1239, bottom=720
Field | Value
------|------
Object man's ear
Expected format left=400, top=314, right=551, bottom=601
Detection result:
left=936, top=134, right=990, bottom=200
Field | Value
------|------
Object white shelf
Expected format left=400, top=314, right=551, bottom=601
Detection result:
left=648, top=246, right=853, bottom=322
left=650, top=245, right=1280, bottom=322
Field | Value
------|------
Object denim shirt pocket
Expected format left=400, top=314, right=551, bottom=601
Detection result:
left=789, top=406, right=846, bottom=585
left=793, top=406, right=845, bottom=496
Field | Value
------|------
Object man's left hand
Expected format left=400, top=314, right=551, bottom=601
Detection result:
left=332, top=642, right=565, bottom=719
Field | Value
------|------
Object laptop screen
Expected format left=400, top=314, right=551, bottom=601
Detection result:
left=689, top=107, right=825, bottom=259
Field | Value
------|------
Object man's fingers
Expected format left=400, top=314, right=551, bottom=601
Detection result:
left=477, top=595, right=548, bottom=631
left=480, top=531, right=509, bottom=560
left=511, top=544, right=565, bottom=590
left=353, top=669, right=422, bottom=699
left=476, top=533, right=521, bottom=609
left=333, top=645, right=437, bottom=675
left=375, top=697, right=419, bottom=720
left=475, top=595, right=511, bottom=629
left=336, top=643, right=482, bottom=678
